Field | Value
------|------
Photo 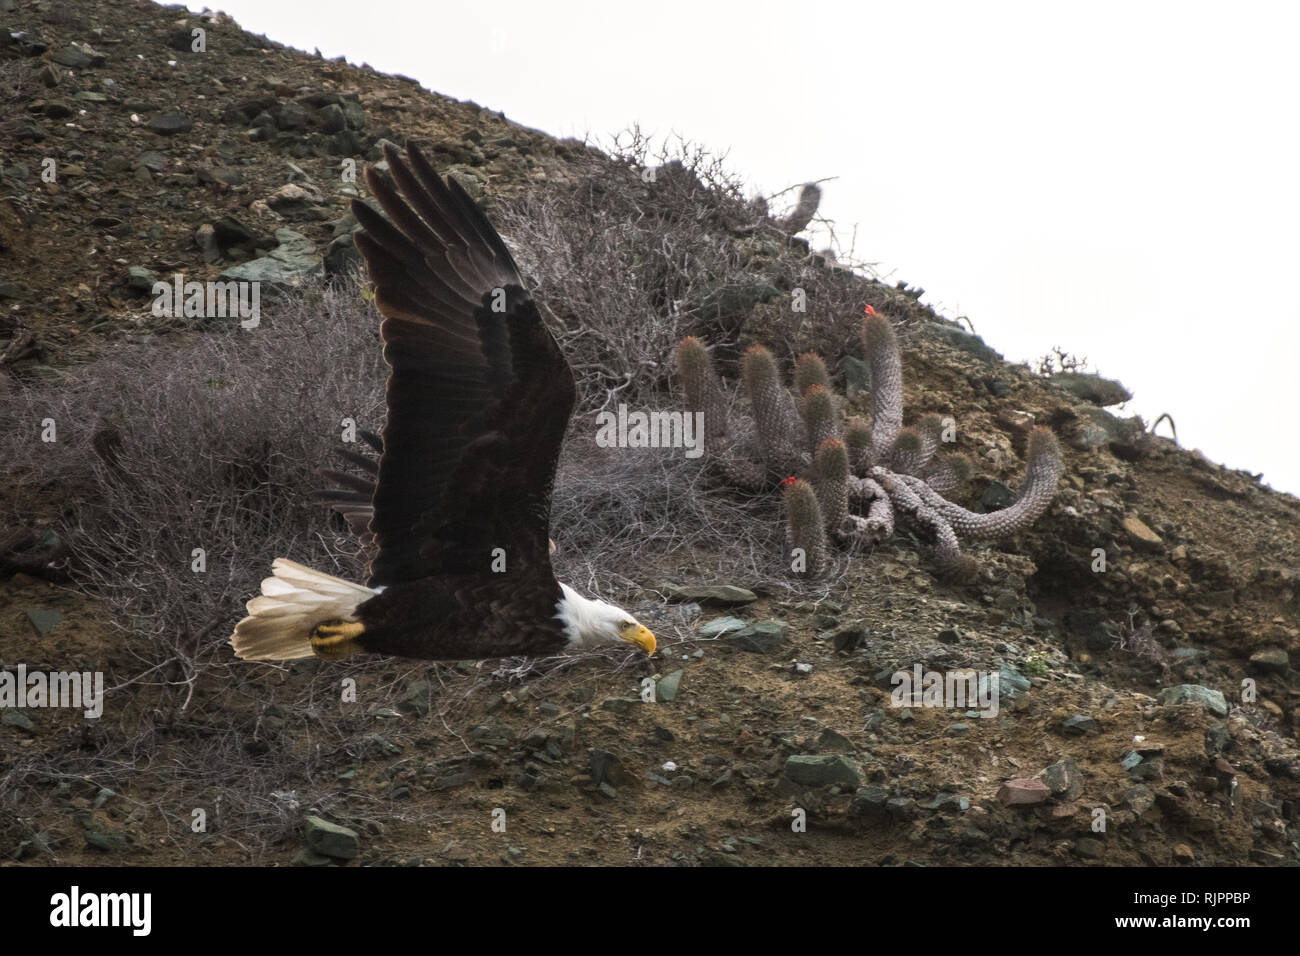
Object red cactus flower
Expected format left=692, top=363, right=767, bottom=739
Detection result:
left=864, top=304, right=876, bottom=315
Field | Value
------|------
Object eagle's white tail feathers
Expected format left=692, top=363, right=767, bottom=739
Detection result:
left=230, top=559, right=377, bottom=661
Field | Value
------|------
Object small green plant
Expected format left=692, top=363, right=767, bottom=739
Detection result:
left=1022, top=655, right=1050, bottom=678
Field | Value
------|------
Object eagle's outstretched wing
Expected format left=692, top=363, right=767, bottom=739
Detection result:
left=345, top=142, right=576, bottom=587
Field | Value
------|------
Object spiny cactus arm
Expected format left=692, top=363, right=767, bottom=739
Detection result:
left=781, top=476, right=828, bottom=577
left=675, top=336, right=731, bottom=446
left=847, top=475, right=895, bottom=541
left=889, top=427, right=925, bottom=475
left=779, top=183, right=821, bottom=234
left=902, top=427, right=1063, bottom=541
left=873, top=467, right=976, bottom=577
left=914, top=413, right=946, bottom=471
left=918, top=452, right=972, bottom=496
left=742, top=344, right=805, bottom=476
left=812, top=439, right=850, bottom=533
left=862, top=311, right=903, bottom=465
left=794, top=351, right=832, bottom=396
left=800, top=384, right=841, bottom=452
left=716, top=450, right=768, bottom=490
left=844, top=416, right=872, bottom=474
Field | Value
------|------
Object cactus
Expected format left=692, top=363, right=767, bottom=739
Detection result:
left=740, top=344, right=805, bottom=477
left=794, top=351, right=831, bottom=396
left=781, top=476, right=827, bottom=577
left=812, top=438, right=852, bottom=534
left=676, top=336, right=730, bottom=447
left=778, top=183, right=821, bottom=234
left=800, top=384, right=840, bottom=452
left=674, top=307, right=1063, bottom=578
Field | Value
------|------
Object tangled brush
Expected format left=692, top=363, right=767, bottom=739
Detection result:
left=675, top=307, right=1064, bottom=578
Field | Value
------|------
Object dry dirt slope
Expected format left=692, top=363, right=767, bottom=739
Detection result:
left=0, top=0, right=1298, bottom=866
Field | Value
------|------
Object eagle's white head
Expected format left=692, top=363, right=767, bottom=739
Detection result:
left=556, top=583, right=656, bottom=655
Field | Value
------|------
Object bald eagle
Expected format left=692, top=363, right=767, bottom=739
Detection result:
left=229, top=142, right=656, bottom=662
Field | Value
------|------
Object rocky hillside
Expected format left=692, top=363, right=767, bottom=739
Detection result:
left=1, top=0, right=1298, bottom=867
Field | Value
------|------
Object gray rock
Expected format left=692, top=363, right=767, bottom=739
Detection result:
left=816, top=728, right=854, bottom=753
left=782, top=754, right=861, bottom=788
left=84, top=828, right=128, bottom=852
left=698, top=616, right=746, bottom=637
left=669, top=584, right=757, bottom=606
left=341, top=99, right=367, bottom=130
left=399, top=679, right=431, bottom=715
left=11, top=119, right=46, bottom=142
left=1074, top=837, right=1106, bottom=859
left=124, top=266, right=160, bottom=294
left=589, top=750, right=630, bottom=788
left=979, top=481, right=1015, bottom=510
left=1069, top=406, right=1123, bottom=450
left=830, top=622, right=868, bottom=653
left=167, top=28, right=198, bottom=52
left=194, top=224, right=220, bottom=264
left=886, top=797, right=920, bottom=820
left=1248, top=647, right=1289, bottom=674
left=924, top=322, right=1003, bottom=363
left=147, top=112, right=194, bottom=135
left=1204, top=722, right=1229, bottom=756
left=923, top=793, right=970, bottom=812
left=1062, top=714, right=1099, bottom=735
left=433, top=772, right=470, bottom=791
left=324, top=232, right=361, bottom=276
left=221, top=228, right=322, bottom=289
left=1, top=711, right=35, bottom=732
left=276, top=102, right=308, bottom=130
left=51, top=43, right=106, bottom=69
left=1157, top=684, right=1228, bottom=717
left=1125, top=785, right=1155, bottom=814
left=850, top=786, right=891, bottom=818
left=979, top=665, right=1031, bottom=701
left=656, top=670, right=683, bottom=702
left=723, top=620, right=788, bottom=653
left=212, top=216, right=259, bottom=250
left=12, top=831, right=53, bottom=860
left=1049, top=372, right=1133, bottom=407
left=292, top=848, right=335, bottom=867
left=1040, top=757, right=1082, bottom=799
left=317, top=103, right=347, bottom=133
left=303, top=816, right=358, bottom=860
left=598, top=697, right=639, bottom=714
left=25, top=608, right=62, bottom=635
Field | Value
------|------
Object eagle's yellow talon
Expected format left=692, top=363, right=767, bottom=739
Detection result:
left=310, top=619, right=365, bottom=659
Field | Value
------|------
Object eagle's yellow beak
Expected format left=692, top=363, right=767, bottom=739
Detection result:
left=620, top=622, right=656, bottom=656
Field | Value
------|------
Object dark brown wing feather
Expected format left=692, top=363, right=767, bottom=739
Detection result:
left=349, top=142, right=576, bottom=590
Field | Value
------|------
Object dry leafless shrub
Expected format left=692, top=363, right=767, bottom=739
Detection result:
left=1111, top=611, right=1169, bottom=670
left=499, top=129, right=881, bottom=408
left=1035, top=345, right=1091, bottom=376
left=0, top=138, right=880, bottom=843
left=0, top=274, right=384, bottom=707
left=0, top=59, right=40, bottom=136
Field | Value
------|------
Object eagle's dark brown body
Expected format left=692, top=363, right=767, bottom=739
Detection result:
left=230, top=141, right=640, bottom=663
left=351, top=574, right=569, bottom=660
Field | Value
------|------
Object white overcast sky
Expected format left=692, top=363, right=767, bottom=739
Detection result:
left=191, top=0, right=1300, bottom=495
